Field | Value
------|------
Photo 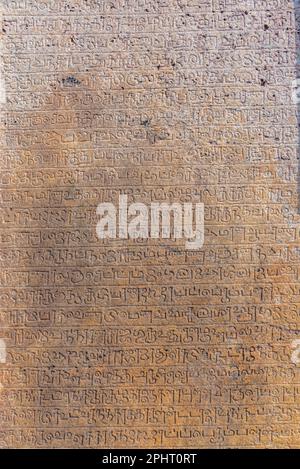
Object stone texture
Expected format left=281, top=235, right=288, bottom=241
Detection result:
left=0, top=0, right=300, bottom=448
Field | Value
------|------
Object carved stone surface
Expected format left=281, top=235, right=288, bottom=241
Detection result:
left=0, top=0, right=300, bottom=448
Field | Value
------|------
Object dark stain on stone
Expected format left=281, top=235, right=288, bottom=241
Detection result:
left=141, top=119, right=151, bottom=127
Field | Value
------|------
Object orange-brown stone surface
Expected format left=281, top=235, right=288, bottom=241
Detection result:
left=1, top=0, right=300, bottom=448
